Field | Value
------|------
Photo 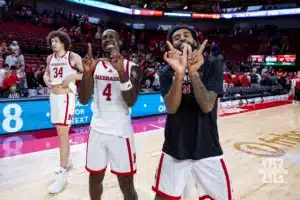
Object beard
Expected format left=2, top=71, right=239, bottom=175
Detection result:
left=177, top=42, right=198, bottom=52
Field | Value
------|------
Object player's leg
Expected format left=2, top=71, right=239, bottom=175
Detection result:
left=182, top=172, right=197, bottom=200
left=193, top=156, right=233, bottom=200
left=108, top=135, right=138, bottom=200
left=86, top=129, right=109, bottom=200
left=48, top=93, right=75, bottom=194
left=152, top=153, right=192, bottom=200
left=296, top=89, right=300, bottom=104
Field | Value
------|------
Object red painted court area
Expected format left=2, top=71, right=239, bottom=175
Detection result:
left=0, top=100, right=292, bottom=159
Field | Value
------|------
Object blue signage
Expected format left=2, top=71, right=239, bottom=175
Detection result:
left=0, top=94, right=167, bottom=135
left=221, top=8, right=300, bottom=19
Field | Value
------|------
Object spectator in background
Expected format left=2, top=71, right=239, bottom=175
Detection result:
left=0, top=64, right=9, bottom=96
left=0, top=42, right=8, bottom=57
left=250, top=67, right=261, bottom=85
left=152, top=71, right=160, bottom=91
left=2, top=65, right=19, bottom=91
left=2, top=84, right=21, bottom=98
left=5, top=45, right=25, bottom=68
left=240, top=72, right=250, bottom=87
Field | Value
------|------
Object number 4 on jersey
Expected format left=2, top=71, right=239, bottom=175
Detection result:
left=103, top=83, right=112, bottom=101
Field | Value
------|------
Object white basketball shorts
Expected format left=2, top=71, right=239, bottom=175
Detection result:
left=152, top=153, right=233, bottom=200
left=49, top=93, right=76, bottom=126
left=85, top=128, right=137, bottom=176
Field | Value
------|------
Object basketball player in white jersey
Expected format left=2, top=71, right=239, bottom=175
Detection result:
left=292, top=71, right=300, bottom=104
left=43, top=30, right=83, bottom=194
left=79, top=29, right=142, bottom=200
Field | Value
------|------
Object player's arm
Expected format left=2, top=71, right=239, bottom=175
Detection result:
left=43, top=55, right=52, bottom=88
left=161, top=71, right=184, bottom=114
left=189, top=58, right=224, bottom=113
left=118, top=65, right=142, bottom=107
left=79, top=43, right=97, bottom=105
left=68, top=52, right=83, bottom=81
left=79, top=60, right=99, bottom=105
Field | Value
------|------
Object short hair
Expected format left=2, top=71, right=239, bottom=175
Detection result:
left=46, top=30, right=72, bottom=51
left=167, top=25, right=198, bottom=43
left=102, top=29, right=120, bottom=39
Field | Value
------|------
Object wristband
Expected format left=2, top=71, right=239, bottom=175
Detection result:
left=120, top=80, right=133, bottom=91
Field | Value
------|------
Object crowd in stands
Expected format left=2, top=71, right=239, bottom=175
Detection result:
left=0, top=5, right=298, bottom=99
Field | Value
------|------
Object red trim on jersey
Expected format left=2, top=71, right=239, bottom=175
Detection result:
left=63, top=94, right=69, bottom=125
left=152, top=153, right=181, bottom=199
left=125, top=60, right=130, bottom=77
left=53, top=123, right=69, bottom=127
left=199, top=195, right=215, bottom=200
left=86, top=167, right=107, bottom=174
left=111, top=169, right=137, bottom=176
left=220, top=158, right=232, bottom=200
left=153, top=153, right=164, bottom=189
left=152, top=187, right=181, bottom=200
left=126, top=138, right=134, bottom=173
left=54, top=51, right=68, bottom=59
left=68, top=51, right=77, bottom=69
left=102, top=60, right=108, bottom=70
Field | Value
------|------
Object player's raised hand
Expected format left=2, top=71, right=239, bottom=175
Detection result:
left=110, top=50, right=124, bottom=72
left=187, top=39, right=208, bottom=75
left=83, top=43, right=95, bottom=75
left=163, top=41, right=188, bottom=76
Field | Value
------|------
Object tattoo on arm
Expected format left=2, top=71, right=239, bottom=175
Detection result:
left=118, top=65, right=142, bottom=107
left=190, top=74, right=217, bottom=113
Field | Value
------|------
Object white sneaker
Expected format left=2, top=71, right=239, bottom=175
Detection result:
left=54, top=160, right=73, bottom=175
left=48, top=167, right=68, bottom=194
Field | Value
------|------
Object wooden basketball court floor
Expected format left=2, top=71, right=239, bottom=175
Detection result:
left=1, top=103, right=300, bottom=200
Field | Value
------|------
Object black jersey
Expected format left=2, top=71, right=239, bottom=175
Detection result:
left=159, top=56, right=224, bottom=160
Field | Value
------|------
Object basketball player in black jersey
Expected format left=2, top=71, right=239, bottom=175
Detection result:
left=152, top=25, right=233, bottom=200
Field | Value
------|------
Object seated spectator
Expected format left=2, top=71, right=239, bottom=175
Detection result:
left=152, top=71, right=160, bottom=91
left=0, top=64, right=9, bottom=95
left=5, top=47, right=25, bottom=68
left=240, top=72, right=250, bottom=87
left=2, top=84, right=21, bottom=98
left=0, top=42, right=8, bottom=57
left=2, top=65, right=19, bottom=91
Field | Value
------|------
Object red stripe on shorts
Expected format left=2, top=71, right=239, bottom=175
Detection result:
left=220, top=158, right=232, bottom=200
left=63, top=94, right=69, bottom=125
left=126, top=138, right=134, bottom=173
left=154, top=153, right=164, bottom=190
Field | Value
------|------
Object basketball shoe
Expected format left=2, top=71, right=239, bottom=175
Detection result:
left=48, top=167, right=68, bottom=194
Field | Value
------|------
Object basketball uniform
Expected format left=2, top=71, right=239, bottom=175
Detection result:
left=152, top=60, right=233, bottom=200
left=86, top=59, right=137, bottom=176
left=49, top=51, right=77, bottom=126
left=292, top=75, right=300, bottom=102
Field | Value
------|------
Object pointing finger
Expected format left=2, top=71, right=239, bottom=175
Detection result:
left=198, top=39, right=208, bottom=55
left=182, top=45, right=188, bottom=60
left=187, top=45, right=193, bottom=60
left=166, top=41, right=175, bottom=51
left=163, top=52, right=171, bottom=64
left=87, top=43, right=93, bottom=56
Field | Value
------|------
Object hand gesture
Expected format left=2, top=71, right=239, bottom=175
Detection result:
left=82, top=43, right=95, bottom=75
left=163, top=41, right=188, bottom=76
left=110, top=50, right=124, bottom=72
left=187, top=39, right=208, bottom=75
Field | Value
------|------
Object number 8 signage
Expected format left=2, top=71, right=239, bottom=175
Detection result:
left=2, top=104, right=23, bottom=133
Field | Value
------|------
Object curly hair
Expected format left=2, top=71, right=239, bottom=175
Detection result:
left=46, top=30, right=72, bottom=51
